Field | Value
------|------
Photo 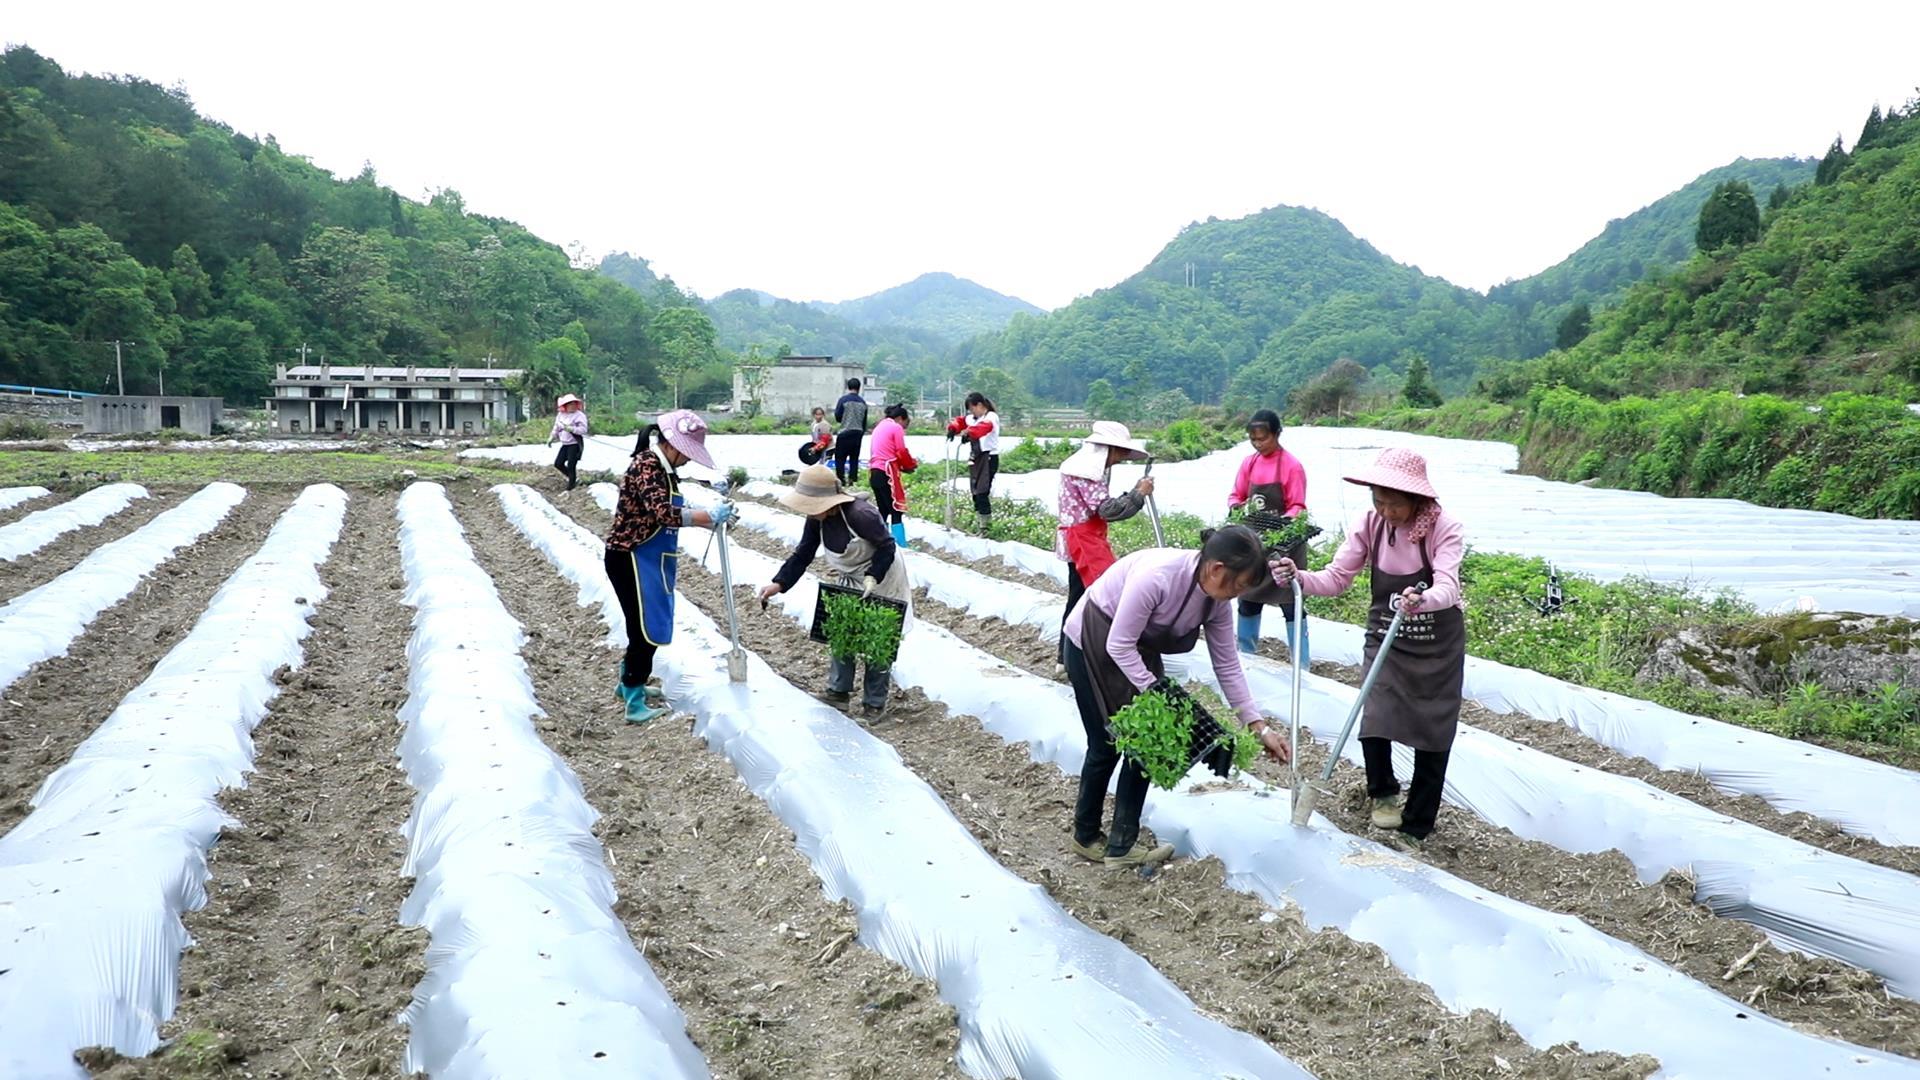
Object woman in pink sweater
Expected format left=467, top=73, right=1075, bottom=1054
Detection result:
left=866, top=404, right=918, bottom=546
left=1227, top=409, right=1310, bottom=662
left=1274, top=447, right=1465, bottom=842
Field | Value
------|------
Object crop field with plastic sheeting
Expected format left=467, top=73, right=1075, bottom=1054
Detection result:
left=2, top=454, right=1918, bottom=1078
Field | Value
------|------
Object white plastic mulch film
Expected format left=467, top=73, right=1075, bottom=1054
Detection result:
left=392, top=483, right=707, bottom=1080
left=0, top=485, right=52, bottom=513
left=0, top=482, right=147, bottom=562
left=0, top=482, right=246, bottom=692
left=689, top=516, right=1919, bottom=1076
left=0, top=484, right=346, bottom=1079
left=466, top=433, right=1027, bottom=487
left=740, top=479, right=1920, bottom=854
left=989, top=425, right=1920, bottom=616
left=495, top=485, right=1306, bottom=1079
left=717, top=495, right=1920, bottom=1002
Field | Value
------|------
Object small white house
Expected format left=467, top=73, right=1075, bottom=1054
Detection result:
left=732, top=356, right=886, bottom=420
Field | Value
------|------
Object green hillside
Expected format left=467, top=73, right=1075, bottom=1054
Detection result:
left=958, top=204, right=1535, bottom=410
left=1490, top=156, right=1816, bottom=335
left=815, top=271, right=1042, bottom=341
left=0, top=46, right=708, bottom=411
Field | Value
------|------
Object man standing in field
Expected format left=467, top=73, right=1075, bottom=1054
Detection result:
left=832, top=377, right=870, bottom=487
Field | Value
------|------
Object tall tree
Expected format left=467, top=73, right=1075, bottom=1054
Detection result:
left=1401, top=354, right=1442, bottom=407
left=1555, top=302, right=1592, bottom=349
left=1815, top=136, right=1851, bottom=186
left=1696, top=181, right=1760, bottom=250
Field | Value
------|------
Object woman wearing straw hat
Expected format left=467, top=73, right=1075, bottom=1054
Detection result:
left=1063, top=526, right=1291, bottom=868
left=605, top=409, right=735, bottom=725
left=1227, top=408, right=1310, bottom=663
left=548, top=394, right=589, bottom=491
left=757, top=464, right=912, bottom=719
left=1272, top=447, right=1466, bottom=841
left=1054, top=420, right=1155, bottom=662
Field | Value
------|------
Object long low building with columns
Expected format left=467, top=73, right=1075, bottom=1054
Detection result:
left=264, top=363, right=527, bottom=435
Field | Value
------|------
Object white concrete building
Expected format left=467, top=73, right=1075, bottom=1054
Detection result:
left=264, top=364, right=526, bottom=435
left=731, top=356, right=886, bottom=421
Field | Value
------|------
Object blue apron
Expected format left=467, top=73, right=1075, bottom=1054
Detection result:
left=626, top=450, right=682, bottom=646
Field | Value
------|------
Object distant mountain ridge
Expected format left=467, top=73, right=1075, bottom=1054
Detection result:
left=811, top=272, right=1042, bottom=342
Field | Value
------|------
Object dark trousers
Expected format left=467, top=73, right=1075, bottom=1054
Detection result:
left=1361, top=736, right=1450, bottom=839
left=827, top=653, right=892, bottom=709
left=1058, top=564, right=1087, bottom=665
left=604, top=548, right=659, bottom=687
left=833, top=430, right=864, bottom=485
left=868, top=467, right=901, bottom=524
left=554, top=441, right=583, bottom=488
left=969, top=452, right=999, bottom=515
left=1065, top=638, right=1148, bottom=857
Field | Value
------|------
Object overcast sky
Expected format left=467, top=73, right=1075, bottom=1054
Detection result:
left=8, top=2, right=1918, bottom=309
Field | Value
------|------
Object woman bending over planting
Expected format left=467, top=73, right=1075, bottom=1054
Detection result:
left=1054, top=420, right=1154, bottom=663
left=605, top=409, right=734, bottom=725
left=1273, top=447, right=1465, bottom=842
left=1227, top=408, right=1310, bottom=662
left=946, top=391, right=1001, bottom=535
left=757, top=464, right=912, bottom=720
left=1062, top=525, right=1289, bottom=869
left=867, top=403, right=919, bottom=547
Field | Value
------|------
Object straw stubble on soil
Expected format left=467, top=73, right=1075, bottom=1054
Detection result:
left=93, top=490, right=426, bottom=1079
left=0, top=487, right=294, bottom=837
left=665, top=552, right=1657, bottom=1080
left=0, top=490, right=186, bottom=603
left=454, top=488, right=964, bottom=1080
left=896, top=563, right=1920, bottom=1059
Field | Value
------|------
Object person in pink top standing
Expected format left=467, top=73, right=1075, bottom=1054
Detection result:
left=865, top=404, right=919, bottom=547
left=1062, top=526, right=1291, bottom=868
left=1273, top=447, right=1466, bottom=841
left=547, top=393, right=590, bottom=491
left=1227, top=409, right=1310, bottom=661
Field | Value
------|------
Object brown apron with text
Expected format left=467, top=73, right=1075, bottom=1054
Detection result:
left=1077, top=566, right=1233, bottom=775
left=1239, top=480, right=1307, bottom=615
left=1360, top=519, right=1466, bottom=752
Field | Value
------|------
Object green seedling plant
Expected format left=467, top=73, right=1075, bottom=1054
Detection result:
left=821, top=589, right=904, bottom=667
left=1111, top=684, right=1263, bottom=790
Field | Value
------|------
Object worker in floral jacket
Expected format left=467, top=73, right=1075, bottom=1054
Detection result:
left=1054, top=420, right=1154, bottom=662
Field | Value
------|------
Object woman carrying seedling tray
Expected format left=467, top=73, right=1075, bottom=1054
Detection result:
left=1227, top=408, right=1311, bottom=662
left=1054, top=420, right=1154, bottom=663
left=1273, top=447, right=1465, bottom=842
left=605, top=409, right=734, bottom=725
left=1061, top=525, right=1290, bottom=868
left=866, top=404, right=919, bottom=547
left=757, top=464, right=912, bottom=719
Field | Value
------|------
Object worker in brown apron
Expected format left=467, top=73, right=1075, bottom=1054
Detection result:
left=1061, top=526, right=1290, bottom=868
left=1274, top=447, right=1466, bottom=840
left=1227, top=409, right=1310, bottom=663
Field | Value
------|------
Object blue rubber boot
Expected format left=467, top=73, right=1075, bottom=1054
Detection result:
left=1283, top=613, right=1311, bottom=669
left=619, top=661, right=667, bottom=707
left=890, top=521, right=908, bottom=547
left=1235, top=611, right=1261, bottom=655
left=617, top=681, right=667, bottom=725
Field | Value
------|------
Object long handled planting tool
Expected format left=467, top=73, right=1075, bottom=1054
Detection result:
left=1142, top=457, right=1166, bottom=547
left=1288, top=576, right=1305, bottom=796
left=1289, top=584, right=1424, bottom=826
left=707, top=479, right=749, bottom=684
left=943, top=435, right=957, bottom=531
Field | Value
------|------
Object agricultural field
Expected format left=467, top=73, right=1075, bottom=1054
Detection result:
left=1, top=443, right=1918, bottom=1079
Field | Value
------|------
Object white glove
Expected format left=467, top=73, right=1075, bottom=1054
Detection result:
left=708, top=502, right=736, bottom=526
left=861, top=576, right=877, bottom=598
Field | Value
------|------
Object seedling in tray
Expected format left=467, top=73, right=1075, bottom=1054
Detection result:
left=809, top=582, right=907, bottom=667
left=1237, top=509, right=1322, bottom=555
left=1109, top=679, right=1262, bottom=790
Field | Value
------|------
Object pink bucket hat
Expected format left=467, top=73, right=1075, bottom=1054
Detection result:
left=657, top=409, right=715, bottom=469
left=1343, top=447, right=1438, bottom=499
left=556, top=393, right=582, bottom=409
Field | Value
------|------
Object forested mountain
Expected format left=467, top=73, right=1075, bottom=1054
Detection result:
left=814, top=272, right=1042, bottom=341
left=957, top=205, right=1537, bottom=410
left=0, top=46, right=711, bottom=409
left=1490, top=156, right=1816, bottom=337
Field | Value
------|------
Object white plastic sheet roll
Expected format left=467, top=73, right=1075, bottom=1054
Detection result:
left=0, top=483, right=147, bottom=562
left=0, top=482, right=245, bottom=692
left=394, top=483, right=707, bottom=1080
left=0, top=485, right=345, bottom=1078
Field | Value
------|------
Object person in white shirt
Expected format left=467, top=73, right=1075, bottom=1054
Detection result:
left=946, top=391, right=1001, bottom=535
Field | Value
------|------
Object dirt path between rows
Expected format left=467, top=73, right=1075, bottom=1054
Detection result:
left=892, top=587, right=1920, bottom=1058
left=0, top=490, right=57, bottom=529
left=455, top=488, right=964, bottom=1080
left=0, top=491, right=186, bottom=603
left=662, top=551, right=1654, bottom=1080
left=0, top=488, right=294, bottom=837
left=91, top=491, right=426, bottom=1079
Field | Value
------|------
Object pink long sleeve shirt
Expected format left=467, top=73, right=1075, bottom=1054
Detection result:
left=1063, top=547, right=1262, bottom=726
left=867, top=417, right=911, bottom=471
left=1228, top=447, right=1307, bottom=513
left=1295, top=508, right=1466, bottom=612
left=550, top=411, right=589, bottom=445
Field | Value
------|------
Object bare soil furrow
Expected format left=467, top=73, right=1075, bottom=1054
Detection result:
left=455, top=488, right=964, bottom=1080
left=0, top=488, right=294, bottom=836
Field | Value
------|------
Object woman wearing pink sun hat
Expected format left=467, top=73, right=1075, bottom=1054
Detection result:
left=1272, top=446, right=1466, bottom=843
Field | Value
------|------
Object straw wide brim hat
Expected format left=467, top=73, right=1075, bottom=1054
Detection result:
left=657, top=408, right=715, bottom=469
left=1342, top=446, right=1438, bottom=500
left=1060, top=420, right=1150, bottom=479
left=780, top=464, right=855, bottom=515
